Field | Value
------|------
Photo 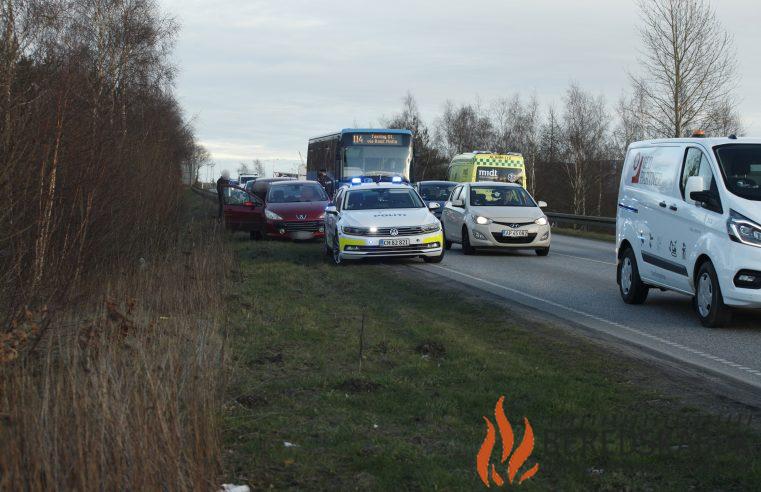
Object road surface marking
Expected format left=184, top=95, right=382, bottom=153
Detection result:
left=552, top=252, right=616, bottom=266
left=419, top=264, right=761, bottom=381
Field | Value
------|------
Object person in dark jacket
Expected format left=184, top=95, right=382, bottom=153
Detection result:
left=216, top=170, right=231, bottom=222
left=317, top=169, right=334, bottom=199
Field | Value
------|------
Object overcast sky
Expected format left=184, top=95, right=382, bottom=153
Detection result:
left=162, top=0, right=761, bottom=176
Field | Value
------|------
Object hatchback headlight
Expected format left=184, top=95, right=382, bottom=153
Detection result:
left=421, top=222, right=441, bottom=233
left=535, top=216, right=548, bottom=226
left=728, top=210, right=761, bottom=248
left=265, top=209, right=283, bottom=221
left=468, top=214, right=492, bottom=225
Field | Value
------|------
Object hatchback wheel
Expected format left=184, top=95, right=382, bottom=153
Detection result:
left=535, top=247, right=550, bottom=257
left=693, top=261, right=732, bottom=327
left=618, top=247, right=649, bottom=304
left=461, top=227, right=476, bottom=255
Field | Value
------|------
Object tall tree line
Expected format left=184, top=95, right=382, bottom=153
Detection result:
left=0, top=0, right=203, bottom=319
left=384, top=0, right=743, bottom=216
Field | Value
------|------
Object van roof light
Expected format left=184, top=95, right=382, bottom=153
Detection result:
left=692, top=129, right=706, bottom=138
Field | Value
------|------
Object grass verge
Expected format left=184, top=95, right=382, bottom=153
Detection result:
left=222, top=239, right=760, bottom=490
left=1, top=192, right=231, bottom=490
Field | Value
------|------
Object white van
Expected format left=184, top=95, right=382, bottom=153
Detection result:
left=616, top=136, right=761, bottom=327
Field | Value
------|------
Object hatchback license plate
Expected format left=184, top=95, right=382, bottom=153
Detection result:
left=502, top=230, right=529, bottom=238
left=380, top=239, right=410, bottom=247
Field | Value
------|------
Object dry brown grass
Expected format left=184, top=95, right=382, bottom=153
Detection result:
left=0, top=197, right=231, bottom=491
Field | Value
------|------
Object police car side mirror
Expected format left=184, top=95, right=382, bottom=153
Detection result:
left=537, top=201, right=548, bottom=208
left=325, top=205, right=338, bottom=215
left=428, top=202, right=441, bottom=210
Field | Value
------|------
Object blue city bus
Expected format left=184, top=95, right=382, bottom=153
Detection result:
left=307, top=129, right=413, bottom=192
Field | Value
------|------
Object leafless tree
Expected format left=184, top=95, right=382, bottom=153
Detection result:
left=253, top=158, right=265, bottom=177
left=383, top=92, right=447, bottom=180
left=561, top=84, right=611, bottom=215
left=435, top=100, right=493, bottom=158
left=614, top=85, right=651, bottom=155
left=632, top=0, right=738, bottom=138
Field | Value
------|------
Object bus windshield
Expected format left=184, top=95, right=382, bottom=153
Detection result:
left=343, top=146, right=411, bottom=179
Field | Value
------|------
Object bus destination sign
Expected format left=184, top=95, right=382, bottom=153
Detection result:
left=351, top=133, right=402, bottom=146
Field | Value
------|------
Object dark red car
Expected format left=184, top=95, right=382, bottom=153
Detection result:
left=223, top=179, right=329, bottom=240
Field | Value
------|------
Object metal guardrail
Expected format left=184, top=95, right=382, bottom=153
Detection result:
left=546, top=212, right=616, bottom=233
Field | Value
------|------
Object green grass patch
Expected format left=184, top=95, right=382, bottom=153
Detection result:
left=222, top=239, right=759, bottom=490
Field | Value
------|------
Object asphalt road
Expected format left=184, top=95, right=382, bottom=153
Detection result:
left=409, top=233, right=761, bottom=394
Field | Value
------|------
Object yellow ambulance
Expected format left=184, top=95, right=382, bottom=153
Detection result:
left=447, top=151, right=527, bottom=188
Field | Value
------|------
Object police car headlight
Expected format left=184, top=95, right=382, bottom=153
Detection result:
left=535, top=217, right=548, bottom=226
left=265, top=209, right=283, bottom=221
left=421, top=222, right=441, bottom=233
left=728, top=210, right=761, bottom=248
left=342, top=226, right=367, bottom=235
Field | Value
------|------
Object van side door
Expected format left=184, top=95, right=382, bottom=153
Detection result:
left=629, top=145, right=689, bottom=290
left=674, top=146, right=724, bottom=292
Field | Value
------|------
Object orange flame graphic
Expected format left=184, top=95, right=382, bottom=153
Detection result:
left=476, top=396, right=539, bottom=487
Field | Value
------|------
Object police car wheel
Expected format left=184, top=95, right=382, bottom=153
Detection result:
left=618, top=247, right=649, bottom=305
left=331, top=232, right=343, bottom=265
left=461, top=227, right=475, bottom=255
left=323, top=236, right=332, bottom=256
left=423, top=250, right=445, bottom=264
left=693, top=261, right=732, bottom=328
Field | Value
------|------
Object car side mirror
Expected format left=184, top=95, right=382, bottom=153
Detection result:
left=537, top=200, right=548, bottom=208
left=685, top=176, right=707, bottom=205
left=325, top=205, right=338, bottom=215
left=428, top=202, right=441, bottom=210
left=451, top=198, right=464, bottom=208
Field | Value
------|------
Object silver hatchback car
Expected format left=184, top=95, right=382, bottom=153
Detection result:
left=441, top=182, right=551, bottom=256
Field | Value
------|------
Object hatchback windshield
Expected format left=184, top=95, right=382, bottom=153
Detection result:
left=419, top=183, right=456, bottom=201
left=344, top=188, right=425, bottom=210
left=267, top=183, right=328, bottom=203
left=470, top=186, right=536, bottom=207
left=714, top=144, right=761, bottom=201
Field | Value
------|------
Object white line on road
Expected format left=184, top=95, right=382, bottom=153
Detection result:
left=551, top=252, right=616, bottom=266
left=421, top=264, right=761, bottom=381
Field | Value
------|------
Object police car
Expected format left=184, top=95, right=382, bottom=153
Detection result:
left=324, top=181, right=445, bottom=265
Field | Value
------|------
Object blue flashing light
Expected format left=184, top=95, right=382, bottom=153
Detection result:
left=391, top=176, right=403, bottom=183
left=351, top=177, right=362, bottom=185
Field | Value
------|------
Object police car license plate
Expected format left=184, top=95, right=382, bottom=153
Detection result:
left=502, top=230, right=529, bottom=238
left=380, top=239, right=410, bottom=247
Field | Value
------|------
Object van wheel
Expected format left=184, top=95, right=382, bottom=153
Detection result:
left=462, top=227, right=476, bottom=255
left=693, top=261, right=732, bottom=327
left=618, top=248, right=649, bottom=304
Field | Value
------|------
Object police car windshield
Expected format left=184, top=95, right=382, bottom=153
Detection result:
left=714, top=144, right=761, bottom=201
left=419, top=183, right=456, bottom=201
left=267, top=183, right=328, bottom=203
left=470, top=186, right=536, bottom=207
left=344, top=188, right=424, bottom=210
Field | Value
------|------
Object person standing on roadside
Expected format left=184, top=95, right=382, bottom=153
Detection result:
left=317, top=169, right=334, bottom=199
left=217, top=170, right=231, bottom=222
